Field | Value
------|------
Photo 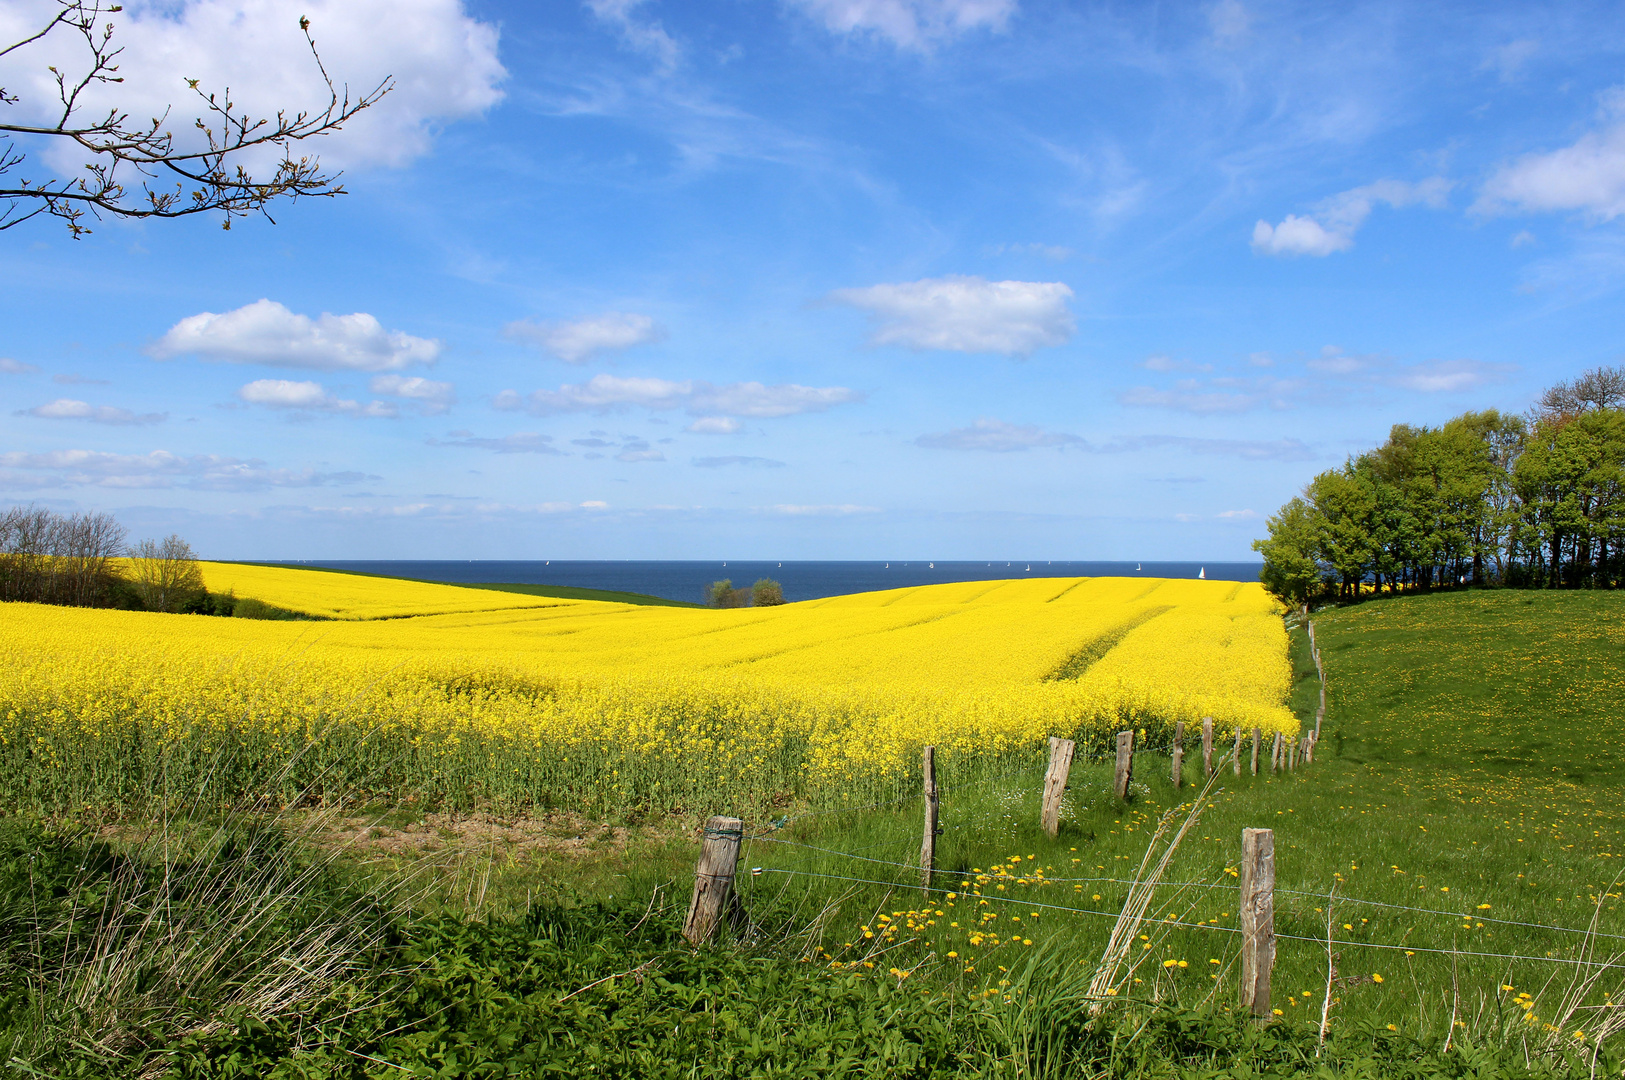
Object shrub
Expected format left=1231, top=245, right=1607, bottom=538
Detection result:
left=752, top=578, right=786, bottom=606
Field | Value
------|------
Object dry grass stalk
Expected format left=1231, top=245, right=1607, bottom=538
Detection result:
left=1085, top=751, right=1228, bottom=1011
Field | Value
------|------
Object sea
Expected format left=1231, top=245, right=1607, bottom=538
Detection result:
left=277, top=560, right=1264, bottom=606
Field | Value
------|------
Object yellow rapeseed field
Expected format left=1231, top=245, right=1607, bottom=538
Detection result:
left=0, top=568, right=1295, bottom=813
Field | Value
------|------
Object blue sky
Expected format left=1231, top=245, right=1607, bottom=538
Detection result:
left=3, top=0, right=1624, bottom=560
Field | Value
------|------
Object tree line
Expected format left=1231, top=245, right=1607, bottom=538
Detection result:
left=1253, top=365, right=1625, bottom=608
left=0, top=504, right=293, bottom=617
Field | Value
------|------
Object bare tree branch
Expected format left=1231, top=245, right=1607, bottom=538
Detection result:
left=1, top=0, right=392, bottom=237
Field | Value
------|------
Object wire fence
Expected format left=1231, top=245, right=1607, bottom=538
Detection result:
left=709, top=627, right=1622, bottom=984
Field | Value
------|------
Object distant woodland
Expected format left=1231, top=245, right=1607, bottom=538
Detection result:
left=1255, top=366, right=1625, bottom=606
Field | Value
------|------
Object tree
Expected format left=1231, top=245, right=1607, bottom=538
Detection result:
left=2, top=0, right=390, bottom=236
left=751, top=578, right=785, bottom=606
left=1252, top=497, right=1322, bottom=612
left=0, top=503, right=126, bottom=604
left=127, top=533, right=204, bottom=612
left=706, top=579, right=748, bottom=608
left=1534, top=365, right=1625, bottom=423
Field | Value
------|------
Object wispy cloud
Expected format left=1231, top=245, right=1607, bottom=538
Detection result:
left=0, top=449, right=373, bottom=491
left=693, top=455, right=786, bottom=468
left=1252, top=178, right=1453, bottom=257
left=787, top=0, right=1015, bottom=51
left=18, top=398, right=166, bottom=426
left=585, top=0, right=681, bottom=73
left=431, top=432, right=565, bottom=455
left=915, top=418, right=1084, bottom=451
left=495, top=374, right=861, bottom=418
left=0, top=359, right=40, bottom=375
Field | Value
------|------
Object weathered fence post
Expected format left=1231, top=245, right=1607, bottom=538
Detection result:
left=1251, top=727, right=1261, bottom=776
left=1201, top=717, right=1214, bottom=779
left=684, top=815, right=744, bottom=945
left=1170, top=721, right=1186, bottom=789
left=1301, top=735, right=1313, bottom=765
left=1271, top=732, right=1283, bottom=773
left=921, top=745, right=939, bottom=894
left=1113, top=730, right=1134, bottom=801
left=1239, top=827, right=1276, bottom=1018
left=1232, top=727, right=1243, bottom=775
left=1041, top=736, right=1075, bottom=838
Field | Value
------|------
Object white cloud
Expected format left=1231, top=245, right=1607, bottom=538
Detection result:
left=1250, top=214, right=1350, bottom=257
left=496, top=374, right=861, bottom=417
left=0, top=359, right=39, bottom=374
left=370, top=375, right=456, bottom=414
left=1217, top=508, right=1258, bottom=520
left=504, top=312, right=665, bottom=364
left=153, top=300, right=441, bottom=371
left=1476, top=114, right=1625, bottom=221
left=19, top=398, right=165, bottom=425
left=0, top=448, right=371, bottom=490
left=828, top=275, right=1074, bottom=356
left=915, top=418, right=1084, bottom=452
left=616, top=446, right=666, bottom=463
left=1252, top=178, right=1453, bottom=257
left=687, top=416, right=743, bottom=434
left=788, top=0, right=1015, bottom=50
left=0, top=0, right=505, bottom=174
left=585, top=0, right=680, bottom=72
left=1511, top=230, right=1537, bottom=249
left=238, top=379, right=397, bottom=417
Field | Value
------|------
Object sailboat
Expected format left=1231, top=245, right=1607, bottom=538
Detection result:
left=1198, top=567, right=1205, bottom=579
left=1024, top=564, right=1031, bottom=571
left=1135, top=562, right=1141, bottom=571
left=928, top=562, right=934, bottom=569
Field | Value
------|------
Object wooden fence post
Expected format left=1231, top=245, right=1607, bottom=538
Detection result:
left=1250, top=727, right=1260, bottom=776
left=1239, top=827, right=1276, bottom=1018
left=1271, top=733, right=1283, bottom=774
left=1113, top=730, right=1134, bottom=801
left=921, top=745, right=939, bottom=894
left=1232, top=727, right=1242, bottom=775
left=1201, top=717, right=1214, bottom=779
left=1041, top=737, right=1075, bottom=838
left=1170, top=721, right=1185, bottom=789
left=684, top=815, right=744, bottom=945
